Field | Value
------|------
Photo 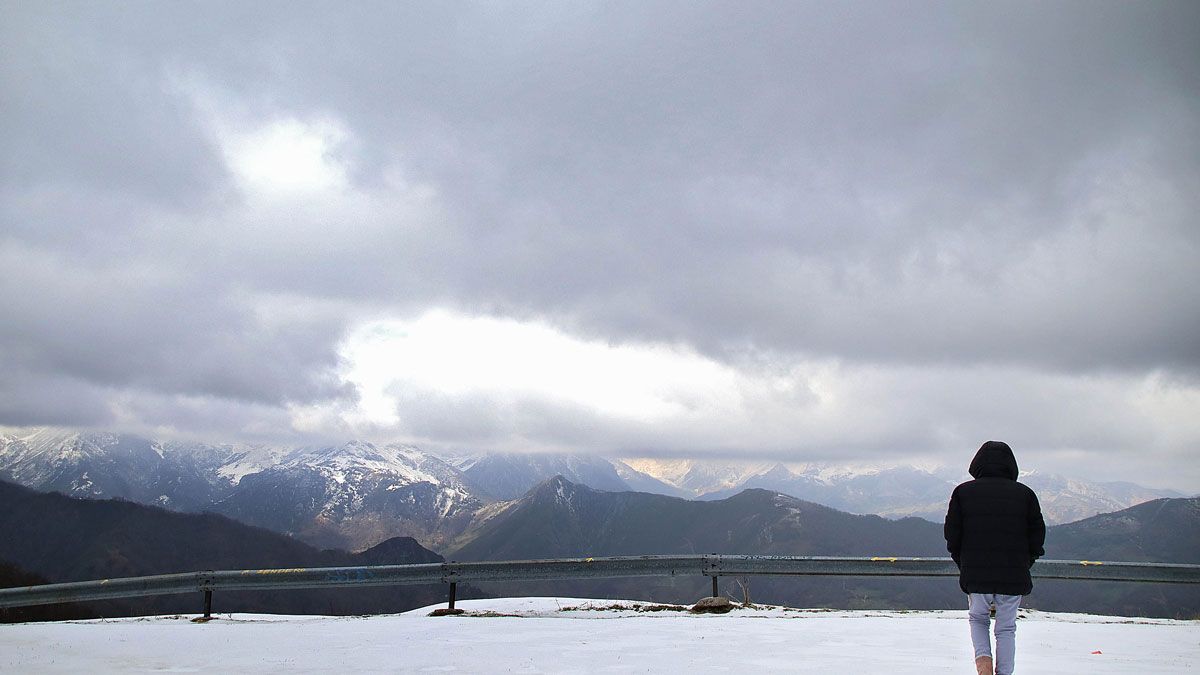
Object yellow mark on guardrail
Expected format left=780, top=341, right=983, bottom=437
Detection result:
left=871, top=557, right=898, bottom=562
left=254, top=568, right=307, bottom=575
left=584, top=557, right=594, bottom=563
left=1080, top=561, right=1104, bottom=566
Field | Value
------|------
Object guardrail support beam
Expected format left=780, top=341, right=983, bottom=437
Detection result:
left=712, top=575, right=718, bottom=598
left=203, top=590, right=212, bottom=619
left=448, top=582, right=457, bottom=610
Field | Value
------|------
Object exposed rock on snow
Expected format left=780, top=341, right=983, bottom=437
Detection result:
left=689, top=596, right=735, bottom=613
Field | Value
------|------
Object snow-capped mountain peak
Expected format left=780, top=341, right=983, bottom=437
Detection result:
left=273, top=441, right=468, bottom=491
left=0, top=428, right=193, bottom=506
left=210, top=440, right=486, bottom=550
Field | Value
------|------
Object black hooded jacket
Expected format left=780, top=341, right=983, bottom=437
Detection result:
left=944, top=441, right=1046, bottom=595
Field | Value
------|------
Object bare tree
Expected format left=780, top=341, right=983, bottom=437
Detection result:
left=733, top=576, right=752, bottom=607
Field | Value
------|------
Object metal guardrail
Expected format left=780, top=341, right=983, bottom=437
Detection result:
left=2, top=555, right=1197, bottom=618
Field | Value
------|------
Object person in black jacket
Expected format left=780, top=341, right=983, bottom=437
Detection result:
left=944, top=441, right=1046, bottom=675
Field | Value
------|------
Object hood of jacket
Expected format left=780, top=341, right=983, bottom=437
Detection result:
left=968, top=440, right=1019, bottom=480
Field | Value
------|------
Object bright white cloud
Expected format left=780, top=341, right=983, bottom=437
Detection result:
left=170, top=73, right=351, bottom=196
left=222, top=118, right=349, bottom=194
left=331, top=312, right=1200, bottom=488
left=338, top=311, right=749, bottom=427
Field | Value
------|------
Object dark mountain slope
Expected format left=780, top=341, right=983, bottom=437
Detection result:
left=450, top=479, right=1200, bottom=617
left=0, top=560, right=98, bottom=623
left=451, top=477, right=946, bottom=560
left=448, top=477, right=958, bottom=611
left=0, top=480, right=444, bottom=617
left=1045, top=497, right=1200, bottom=563
left=1030, top=497, right=1200, bottom=618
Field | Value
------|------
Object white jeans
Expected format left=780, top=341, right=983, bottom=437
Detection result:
left=968, top=593, right=1021, bottom=675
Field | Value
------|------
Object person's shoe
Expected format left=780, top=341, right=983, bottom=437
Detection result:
left=975, top=655, right=993, bottom=675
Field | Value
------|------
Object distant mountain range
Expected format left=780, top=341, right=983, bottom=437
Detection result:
left=4, top=470, right=1196, bottom=618
left=458, top=452, right=632, bottom=500
left=623, top=458, right=1185, bottom=525
left=0, top=430, right=485, bottom=552
left=0, top=428, right=1185, bottom=554
left=448, top=475, right=1200, bottom=569
left=444, top=476, right=1199, bottom=617
left=0, top=428, right=229, bottom=511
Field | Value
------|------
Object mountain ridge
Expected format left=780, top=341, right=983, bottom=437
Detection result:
left=0, top=479, right=446, bottom=616
left=446, top=476, right=1200, bottom=617
left=1, top=427, right=1186, bottom=557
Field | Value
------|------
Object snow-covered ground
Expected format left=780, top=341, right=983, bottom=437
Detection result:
left=2, top=598, right=1197, bottom=673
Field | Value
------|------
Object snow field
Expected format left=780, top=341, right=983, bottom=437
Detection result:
left=1, top=598, right=1197, bottom=673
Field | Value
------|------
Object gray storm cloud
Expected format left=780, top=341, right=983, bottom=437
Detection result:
left=1, top=2, right=1197, bottom=487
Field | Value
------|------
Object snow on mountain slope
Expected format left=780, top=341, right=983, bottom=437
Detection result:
left=0, top=428, right=160, bottom=486
left=625, top=456, right=1182, bottom=525
left=212, top=441, right=485, bottom=551
left=2, top=427, right=1184, bottom=537
left=2, top=599, right=1195, bottom=674
left=619, top=457, right=774, bottom=495
left=0, top=429, right=487, bottom=551
left=1021, top=471, right=1183, bottom=525
left=164, top=441, right=291, bottom=485
left=459, top=452, right=632, bottom=500
left=616, top=457, right=695, bottom=486
left=281, top=441, right=463, bottom=486
left=0, top=428, right=221, bottom=509
left=699, top=463, right=954, bottom=521
left=609, top=459, right=691, bottom=498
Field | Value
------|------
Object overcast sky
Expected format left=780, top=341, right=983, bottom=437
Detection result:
left=2, top=1, right=1198, bottom=489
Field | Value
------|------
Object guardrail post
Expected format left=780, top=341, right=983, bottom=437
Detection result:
left=203, top=590, right=212, bottom=619
left=448, top=582, right=457, bottom=610
left=705, top=554, right=722, bottom=598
